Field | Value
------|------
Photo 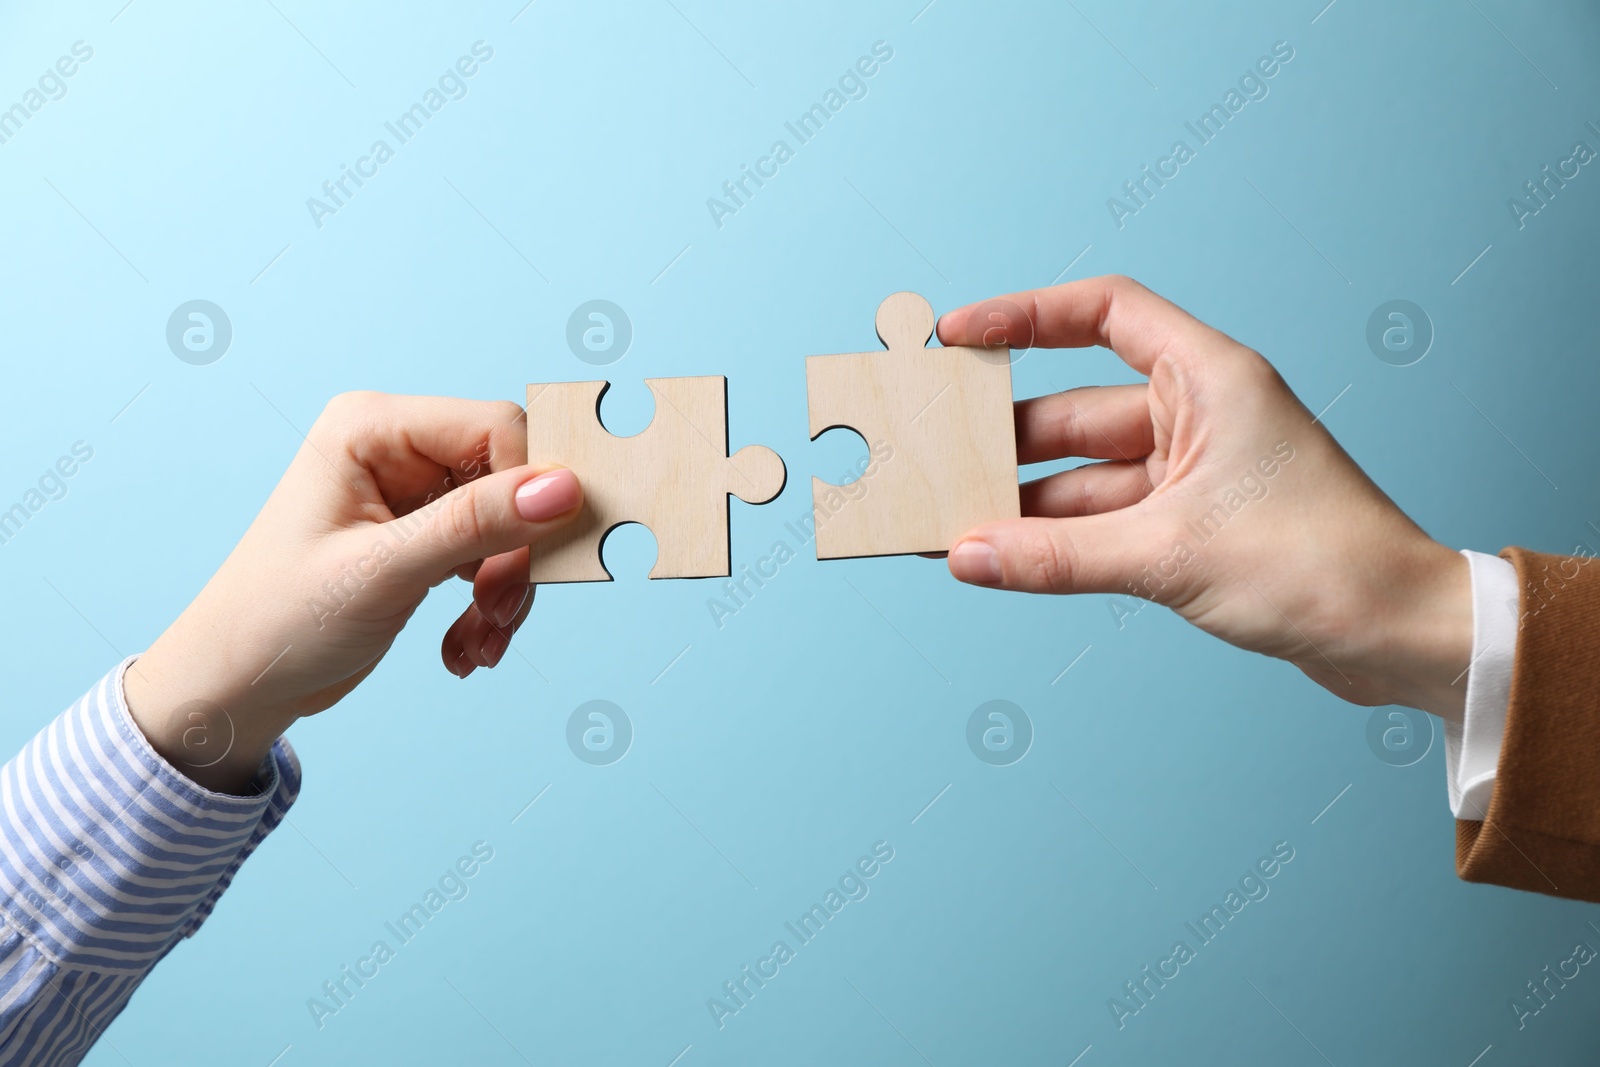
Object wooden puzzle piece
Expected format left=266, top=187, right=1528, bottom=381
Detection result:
left=805, top=292, right=1019, bottom=558
left=525, top=376, right=785, bottom=582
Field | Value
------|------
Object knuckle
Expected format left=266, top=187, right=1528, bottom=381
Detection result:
left=1024, top=530, right=1077, bottom=591
left=326, top=390, right=379, bottom=417
left=1055, top=396, right=1090, bottom=453
left=1230, top=347, right=1287, bottom=393
left=1074, top=474, right=1096, bottom=517
left=438, top=488, right=486, bottom=548
left=313, top=391, right=379, bottom=441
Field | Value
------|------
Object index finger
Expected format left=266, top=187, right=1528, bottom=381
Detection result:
left=935, top=274, right=1226, bottom=376
left=314, top=392, right=530, bottom=516
left=344, top=393, right=529, bottom=475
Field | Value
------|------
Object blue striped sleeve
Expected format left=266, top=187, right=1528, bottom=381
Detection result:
left=0, top=659, right=300, bottom=1066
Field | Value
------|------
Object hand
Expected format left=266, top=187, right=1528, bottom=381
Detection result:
left=937, top=276, right=1473, bottom=720
left=123, top=392, right=583, bottom=792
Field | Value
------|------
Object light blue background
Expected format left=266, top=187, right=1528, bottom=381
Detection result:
left=2, top=0, right=1598, bottom=1063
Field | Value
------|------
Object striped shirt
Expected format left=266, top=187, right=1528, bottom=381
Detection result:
left=0, top=660, right=298, bottom=1065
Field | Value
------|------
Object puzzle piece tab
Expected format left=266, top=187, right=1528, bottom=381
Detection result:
left=526, top=376, right=785, bottom=582
left=806, top=292, right=1019, bottom=559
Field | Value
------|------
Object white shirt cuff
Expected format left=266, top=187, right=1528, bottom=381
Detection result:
left=1445, top=550, right=1519, bottom=819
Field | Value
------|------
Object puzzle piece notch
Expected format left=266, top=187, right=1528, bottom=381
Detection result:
left=806, top=292, right=1019, bottom=559
left=526, top=376, right=785, bottom=583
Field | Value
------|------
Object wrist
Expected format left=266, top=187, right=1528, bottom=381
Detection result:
left=123, top=630, right=297, bottom=794
left=1342, top=538, right=1474, bottom=721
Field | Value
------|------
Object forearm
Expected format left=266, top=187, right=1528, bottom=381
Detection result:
left=0, top=661, right=299, bottom=1064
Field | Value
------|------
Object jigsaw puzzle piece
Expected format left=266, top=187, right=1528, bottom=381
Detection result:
left=805, top=292, right=1018, bottom=559
left=525, top=376, right=785, bottom=583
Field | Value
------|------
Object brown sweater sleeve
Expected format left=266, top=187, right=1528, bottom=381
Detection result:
left=1456, top=546, right=1600, bottom=901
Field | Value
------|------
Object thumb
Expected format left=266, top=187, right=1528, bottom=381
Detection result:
left=389, top=466, right=582, bottom=585
left=947, top=514, right=1166, bottom=597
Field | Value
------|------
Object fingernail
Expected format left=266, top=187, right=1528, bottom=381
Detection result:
left=515, top=468, right=580, bottom=522
left=949, top=540, right=1002, bottom=584
left=492, top=585, right=528, bottom=627
left=481, top=629, right=508, bottom=667
left=451, top=650, right=475, bottom=679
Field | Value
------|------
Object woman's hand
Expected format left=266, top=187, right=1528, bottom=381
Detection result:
left=938, top=275, right=1473, bottom=720
left=123, top=392, right=582, bottom=792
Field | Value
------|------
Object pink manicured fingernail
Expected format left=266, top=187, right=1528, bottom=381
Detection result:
left=481, top=628, right=508, bottom=667
left=949, top=540, right=1002, bottom=584
left=492, top=586, right=528, bottom=627
left=515, top=468, right=580, bottom=521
